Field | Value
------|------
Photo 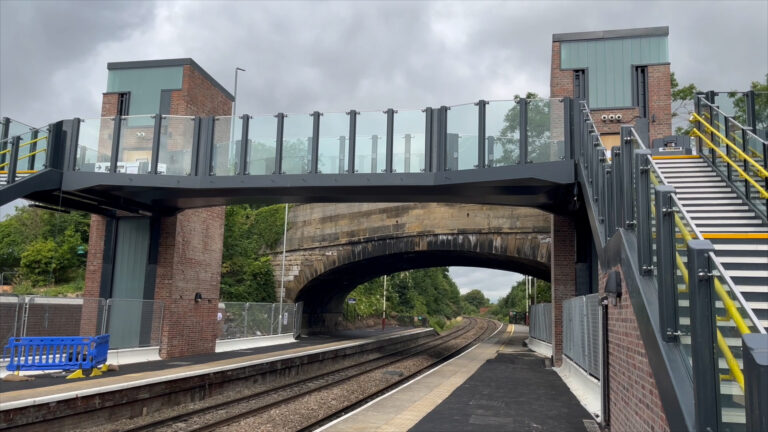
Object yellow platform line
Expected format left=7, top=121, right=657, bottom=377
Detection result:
left=652, top=155, right=701, bottom=160
left=702, top=233, right=768, bottom=240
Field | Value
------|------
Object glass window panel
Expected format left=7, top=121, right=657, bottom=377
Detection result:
left=211, top=116, right=242, bottom=176
left=317, top=112, right=349, bottom=174
left=486, top=100, right=519, bottom=167
left=248, top=115, right=278, bottom=175
left=447, top=103, right=478, bottom=170
left=117, top=115, right=154, bottom=174
left=393, top=110, right=425, bottom=173
left=76, top=118, right=114, bottom=173
left=355, top=111, right=387, bottom=174
left=282, top=113, right=313, bottom=174
left=527, top=99, right=565, bottom=163
left=158, top=115, right=195, bottom=176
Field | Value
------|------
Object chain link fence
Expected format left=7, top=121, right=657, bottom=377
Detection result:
left=217, top=302, right=303, bottom=340
left=0, top=295, right=164, bottom=350
left=529, top=303, right=552, bottom=343
left=563, top=293, right=601, bottom=378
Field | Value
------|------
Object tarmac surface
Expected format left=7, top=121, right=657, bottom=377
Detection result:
left=322, top=324, right=595, bottom=432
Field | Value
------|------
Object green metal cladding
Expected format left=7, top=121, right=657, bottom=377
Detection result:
left=561, top=36, right=669, bottom=108
left=106, top=66, right=183, bottom=115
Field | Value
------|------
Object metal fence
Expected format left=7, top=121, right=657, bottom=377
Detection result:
left=0, top=295, right=164, bottom=350
left=529, top=303, right=552, bottom=343
left=217, top=302, right=303, bottom=340
left=563, top=293, right=601, bottom=378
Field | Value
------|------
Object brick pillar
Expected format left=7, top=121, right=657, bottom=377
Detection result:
left=154, top=207, right=226, bottom=359
left=551, top=214, right=576, bottom=367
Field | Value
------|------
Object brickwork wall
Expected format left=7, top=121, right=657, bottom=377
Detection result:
left=154, top=207, right=226, bottom=358
left=648, top=64, right=672, bottom=142
left=600, top=264, right=670, bottom=432
left=550, top=214, right=576, bottom=367
left=550, top=42, right=573, bottom=99
left=171, top=65, right=232, bottom=117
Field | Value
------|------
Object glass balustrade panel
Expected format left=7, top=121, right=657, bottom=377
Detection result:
left=211, top=116, right=242, bottom=176
left=486, top=100, right=519, bottom=167
left=528, top=98, right=565, bottom=163
left=75, top=118, right=114, bottom=173
left=248, top=115, right=278, bottom=175
left=755, top=91, right=768, bottom=138
left=117, top=115, right=155, bottom=174
left=393, top=109, right=426, bottom=173
left=446, top=103, right=478, bottom=170
left=282, top=113, right=313, bottom=174
left=317, top=112, right=348, bottom=174
left=158, top=116, right=195, bottom=176
left=355, top=111, right=387, bottom=173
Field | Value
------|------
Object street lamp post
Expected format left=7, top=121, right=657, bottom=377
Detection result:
left=232, top=67, right=245, bottom=118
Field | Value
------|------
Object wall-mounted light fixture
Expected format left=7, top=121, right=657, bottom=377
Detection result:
left=605, top=270, right=623, bottom=306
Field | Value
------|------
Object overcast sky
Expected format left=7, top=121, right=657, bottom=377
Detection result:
left=1, top=1, right=766, bottom=302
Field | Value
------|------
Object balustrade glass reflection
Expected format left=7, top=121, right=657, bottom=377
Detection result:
left=355, top=111, right=387, bottom=173
left=248, top=115, right=278, bottom=175
left=393, top=110, right=425, bottom=173
left=75, top=118, right=114, bottom=172
left=117, top=115, right=155, bottom=174
left=158, top=116, right=195, bottom=176
left=527, top=99, right=565, bottom=163
left=486, top=100, right=519, bottom=167
left=446, top=103, right=478, bottom=170
left=211, top=116, right=243, bottom=176
left=282, top=114, right=313, bottom=174
left=317, top=112, right=348, bottom=174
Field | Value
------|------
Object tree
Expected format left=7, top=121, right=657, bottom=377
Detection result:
left=670, top=72, right=699, bottom=135
left=495, top=92, right=551, bottom=165
left=461, top=289, right=489, bottom=310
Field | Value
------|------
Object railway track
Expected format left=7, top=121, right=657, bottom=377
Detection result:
left=117, top=317, right=498, bottom=432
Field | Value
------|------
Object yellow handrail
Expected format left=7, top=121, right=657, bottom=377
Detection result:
left=691, top=112, right=768, bottom=179
left=17, top=148, right=47, bottom=161
left=691, top=129, right=768, bottom=199
left=18, top=136, right=47, bottom=149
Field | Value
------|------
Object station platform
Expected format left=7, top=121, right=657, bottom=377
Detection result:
left=0, top=326, right=431, bottom=413
left=321, top=325, right=596, bottom=432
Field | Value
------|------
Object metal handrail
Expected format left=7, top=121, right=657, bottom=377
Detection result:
left=691, top=112, right=768, bottom=179
left=691, top=129, right=768, bottom=198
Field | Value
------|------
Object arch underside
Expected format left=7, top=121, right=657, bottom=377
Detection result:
left=294, top=247, right=549, bottom=332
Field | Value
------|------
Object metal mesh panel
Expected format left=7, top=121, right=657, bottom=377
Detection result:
left=0, top=295, right=22, bottom=349
left=217, top=302, right=301, bottom=340
left=563, top=293, right=601, bottom=378
left=24, top=297, right=106, bottom=338
left=529, top=303, right=552, bottom=343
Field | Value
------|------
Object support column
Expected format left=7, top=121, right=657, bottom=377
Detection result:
left=551, top=214, right=576, bottom=367
left=153, top=207, right=226, bottom=359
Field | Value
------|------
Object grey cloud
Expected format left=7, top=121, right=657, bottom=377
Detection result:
left=449, top=267, right=522, bottom=303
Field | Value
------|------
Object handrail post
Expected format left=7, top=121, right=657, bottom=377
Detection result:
left=723, top=118, right=733, bottom=182
left=636, top=149, right=652, bottom=273
left=347, top=110, right=357, bottom=173
left=620, top=126, right=635, bottom=229
left=436, top=106, right=447, bottom=172
left=7, top=136, right=19, bottom=184
left=742, top=333, right=768, bottom=432
left=476, top=100, right=487, bottom=168
left=239, top=115, right=251, bottom=175
left=612, top=147, right=623, bottom=231
left=311, top=111, right=320, bottom=174
left=655, top=185, right=678, bottom=342
left=109, top=115, right=121, bottom=173
left=0, top=117, right=9, bottom=168
left=27, top=128, right=38, bottom=172
left=687, top=239, right=719, bottom=432
left=423, top=108, right=433, bottom=172
left=605, top=165, right=613, bottom=236
left=189, top=117, right=201, bottom=176
left=385, top=108, right=394, bottom=173
left=563, top=97, right=572, bottom=161
left=744, top=90, right=756, bottom=132
left=150, top=114, right=162, bottom=174
left=275, top=113, right=285, bottom=175
left=67, top=118, right=81, bottom=172
left=519, top=99, right=528, bottom=164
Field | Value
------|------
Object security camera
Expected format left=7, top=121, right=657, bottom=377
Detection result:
left=608, top=114, right=616, bottom=121
left=601, top=114, right=608, bottom=121
left=616, top=113, right=623, bottom=121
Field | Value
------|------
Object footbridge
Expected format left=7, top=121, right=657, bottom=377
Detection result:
left=1, top=26, right=767, bottom=432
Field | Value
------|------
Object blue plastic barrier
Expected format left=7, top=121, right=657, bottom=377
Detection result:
left=3, top=335, right=110, bottom=374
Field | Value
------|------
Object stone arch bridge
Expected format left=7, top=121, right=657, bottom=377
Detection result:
left=269, top=203, right=552, bottom=331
